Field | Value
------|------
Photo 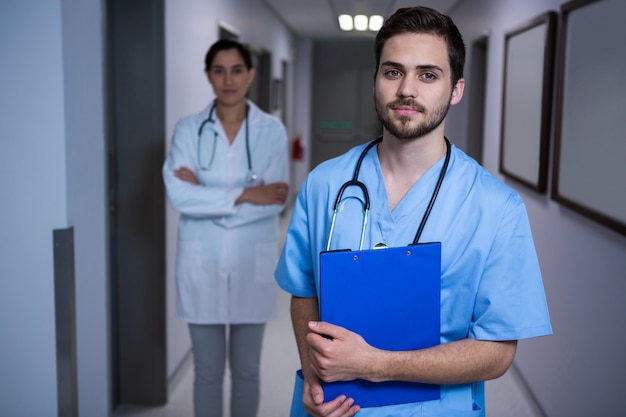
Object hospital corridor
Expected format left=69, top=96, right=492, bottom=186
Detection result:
left=113, top=208, right=546, bottom=417
left=4, top=0, right=626, bottom=416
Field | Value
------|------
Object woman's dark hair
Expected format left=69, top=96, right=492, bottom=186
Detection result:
left=374, top=7, right=466, bottom=87
left=204, top=39, right=253, bottom=71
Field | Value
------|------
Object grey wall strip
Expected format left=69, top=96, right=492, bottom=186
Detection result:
left=53, top=227, right=78, bottom=417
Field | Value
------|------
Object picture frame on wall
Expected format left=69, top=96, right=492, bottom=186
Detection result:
left=551, top=0, right=626, bottom=236
left=499, top=11, right=557, bottom=192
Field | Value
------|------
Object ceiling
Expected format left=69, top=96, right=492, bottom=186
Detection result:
left=262, top=0, right=461, bottom=39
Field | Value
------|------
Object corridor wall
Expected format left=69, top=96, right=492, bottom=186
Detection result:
left=446, top=1, right=626, bottom=415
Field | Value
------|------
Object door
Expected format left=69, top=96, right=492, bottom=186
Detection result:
left=466, top=36, right=488, bottom=164
left=106, top=0, right=167, bottom=407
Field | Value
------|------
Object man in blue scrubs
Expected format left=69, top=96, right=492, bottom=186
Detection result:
left=275, top=6, right=552, bottom=417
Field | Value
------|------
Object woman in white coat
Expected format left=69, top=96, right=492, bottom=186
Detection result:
left=162, top=39, right=289, bottom=417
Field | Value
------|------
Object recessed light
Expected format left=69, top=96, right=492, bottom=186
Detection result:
left=369, top=15, right=384, bottom=31
left=338, top=14, right=353, bottom=31
left=354, top=14, right=368, bottom=31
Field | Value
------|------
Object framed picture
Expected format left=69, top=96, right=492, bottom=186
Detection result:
left=499, top=11, right=557, bottom=192
left=552, top=0, right=626, bottom=236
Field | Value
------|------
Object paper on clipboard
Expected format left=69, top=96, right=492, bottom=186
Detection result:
left=319, top=242, right=441, bottom=408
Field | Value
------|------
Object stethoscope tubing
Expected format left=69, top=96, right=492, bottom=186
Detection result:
left=197, top=100, right=255, bottom=182
left=326, top=137, right=381, bottom=251
left=412, top=138, right=450, bottom=245
left=325, top=136, right=451, bottom=251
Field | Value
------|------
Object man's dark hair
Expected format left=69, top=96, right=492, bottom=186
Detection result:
left=204, top=39, right=253, bottom=72
left=374, top=6, right=466, bottom=87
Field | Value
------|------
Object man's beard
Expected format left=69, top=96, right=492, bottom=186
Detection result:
left=374, top=93, right=451, bottom=140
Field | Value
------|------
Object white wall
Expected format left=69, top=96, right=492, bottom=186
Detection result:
left=61, top=0, right=109, bottom=414
left=446, top=1, right=626, bottom=415
left=164, top=0, right=296, bottom=378
left=0, top=0, right=108, bottom=415
left=291, top=38, right=313, bottom=197
left=0, top=1, right=66, bottom=414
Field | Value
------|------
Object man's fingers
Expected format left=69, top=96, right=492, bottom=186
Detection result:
left=308, top=321, right=344, bottom=339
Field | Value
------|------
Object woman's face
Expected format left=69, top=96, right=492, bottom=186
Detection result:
left=206, top=48, right=255, bottom=107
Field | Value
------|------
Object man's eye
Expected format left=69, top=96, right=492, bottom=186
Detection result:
left=385, top=69, right=402, bottom=78
left=422, top=73, right=436, bottom=81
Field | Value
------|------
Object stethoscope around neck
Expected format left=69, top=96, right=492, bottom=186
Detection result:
left=196, top=100, right=257, bottom=183
left=326, top=136, right=451, bottom=252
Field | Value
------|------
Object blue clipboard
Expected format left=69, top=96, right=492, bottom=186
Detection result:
left=319, top=242, right=441, bottom=408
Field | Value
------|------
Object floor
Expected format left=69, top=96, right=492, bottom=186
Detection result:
left=114, top=208, right=546, bottom=417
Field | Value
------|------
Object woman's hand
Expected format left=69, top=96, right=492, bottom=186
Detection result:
left=236, top=181, right=289, bottom=205
left=173, top=167, right=199, bottom=185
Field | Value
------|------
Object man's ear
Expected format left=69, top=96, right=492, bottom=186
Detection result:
left=450, top=78, right=465, bottom=105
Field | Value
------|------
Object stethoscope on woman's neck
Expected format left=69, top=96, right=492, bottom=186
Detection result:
left=197, top=99, right=257, bottom=183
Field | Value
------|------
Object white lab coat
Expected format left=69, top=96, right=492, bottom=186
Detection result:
left=163, top=100, right=288, bottom=324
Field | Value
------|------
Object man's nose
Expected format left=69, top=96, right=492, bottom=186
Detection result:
left=397, top=76, right=418, bottom=98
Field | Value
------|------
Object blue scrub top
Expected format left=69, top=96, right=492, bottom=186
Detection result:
left=275, top=140, right=552, bottom=416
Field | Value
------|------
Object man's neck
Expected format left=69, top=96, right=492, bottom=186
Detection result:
left=378, top=130, right=447, bottom=173
left=377, top=130, right=447, bottom=211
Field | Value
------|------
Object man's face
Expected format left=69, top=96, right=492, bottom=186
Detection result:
left=374, top=32, right=464, bottom=140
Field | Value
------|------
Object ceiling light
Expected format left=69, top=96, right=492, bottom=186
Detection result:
left=369, top=15, right=384, bottom=31
left=338, top=14, right=353, bottom=31
left=338, top=14, right=385, bottom=32
left=354, top=14, right=368, bottom=31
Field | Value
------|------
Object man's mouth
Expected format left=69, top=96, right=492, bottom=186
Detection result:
left=394, top=106, right=420, bottom=117
left=389, top=100, right=425, bottom=116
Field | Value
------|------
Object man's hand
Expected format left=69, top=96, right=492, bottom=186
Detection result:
left=236, top=181, right=289, bottom=205
left=301, top=366, right=360, bottom=417
left=306, top=321, right=379, bottom=383
left=291, top=297, right=360, bottom=416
